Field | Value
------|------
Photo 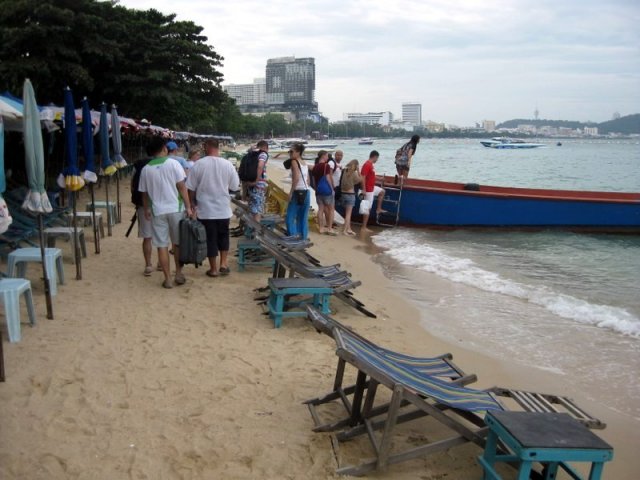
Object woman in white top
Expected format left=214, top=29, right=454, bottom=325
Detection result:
left=285, top=143, right=310, bottom=239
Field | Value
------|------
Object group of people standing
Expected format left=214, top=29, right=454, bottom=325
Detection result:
left=132, top=134, right=420, bottom=288
left=282, top=134, right=420, bottom=237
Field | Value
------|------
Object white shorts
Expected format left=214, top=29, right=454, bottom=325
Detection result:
left=363, top=186, right=384, bottom=213
left=137, top=206, right=153, bottom=239
left=151, top=211, right=184, bottom=248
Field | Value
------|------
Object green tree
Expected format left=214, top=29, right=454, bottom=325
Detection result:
left=0, top=0, right=228, bottom=128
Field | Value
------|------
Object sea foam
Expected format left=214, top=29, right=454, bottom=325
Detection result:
left=373, top=230, right=640, bottom=338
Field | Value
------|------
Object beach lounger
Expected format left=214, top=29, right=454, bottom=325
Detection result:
left=255, top=233, right=376, bottom=318
left=305, top=315, right=605, bottom=476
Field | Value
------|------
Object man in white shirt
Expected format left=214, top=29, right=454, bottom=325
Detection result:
left=329, top=149, right=343, bottom=189
left=186, top=138, right=240, bottom=277
left=139, top=137, right=193, bottom=288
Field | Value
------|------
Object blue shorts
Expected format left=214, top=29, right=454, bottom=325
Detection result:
left=341, top=193, right=356, bottom=208
left=316, top=194, right=334, bottom=206
left=248, top=187, right=266, bottom=215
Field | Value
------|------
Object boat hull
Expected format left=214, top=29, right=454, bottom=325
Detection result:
left=374, top=177, right=640, bottom=233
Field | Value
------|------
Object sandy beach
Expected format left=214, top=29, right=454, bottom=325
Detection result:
left=1, top=162, right=639, bottom=479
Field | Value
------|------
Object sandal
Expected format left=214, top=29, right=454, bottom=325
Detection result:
left=219, top=266, right=231, bottom=276
left=206, top=270, right=219, bottom=277
left=344, top=230, right=356, bottom=236
left=144, top=266, right=154, bottom=276
left=325, top=230, right=338, bottom=236
left=174, top=274, right=186, bottom=285
left=162, top=280, right=173, bottom=289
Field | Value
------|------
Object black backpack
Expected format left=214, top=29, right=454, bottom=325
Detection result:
left=238, top=149, right=263, bottom=182
left=131, top=157, right=151, bottom=207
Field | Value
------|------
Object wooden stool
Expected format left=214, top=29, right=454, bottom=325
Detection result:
left=479, top=411, right=613, bottom=480
left=237, top=239, right=274, bottom=271
left=267, top=278, right=332, bottom=328
left=44, top=227, right=87, bottom=262
left=6, top=248, right=65, bottom=296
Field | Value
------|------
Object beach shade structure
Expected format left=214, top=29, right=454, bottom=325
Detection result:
left=21, top=79, right=53, bottom=319
left=99, top=103, right=116, bottom=236
left=81, top=98, right=100, bottom=253
left=0, top=116, right=13, bottom=235
left=110, top=104, right=127, bottom=223
left=62, top=88, right=83, bottom=278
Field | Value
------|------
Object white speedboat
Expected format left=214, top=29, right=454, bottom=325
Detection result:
left=481, top=137, right=546, bottom=149
left=358, top=137, right=374, bottom=145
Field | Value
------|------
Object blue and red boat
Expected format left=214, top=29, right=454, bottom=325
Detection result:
left=362, top=176, right=640, bottom=233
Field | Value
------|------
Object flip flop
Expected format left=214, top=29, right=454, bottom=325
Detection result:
left=162, top=280, right=173, bottom=289
left=219, top=267, right=231, bottom=276
left=144, top=266, right=154, bottom=276
left=174, top=274, right=186, bottom=285
left=206, top=270, right=219, bottom=278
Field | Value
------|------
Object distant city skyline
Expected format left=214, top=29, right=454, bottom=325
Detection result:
left=119, top=0, right=640, bottom=126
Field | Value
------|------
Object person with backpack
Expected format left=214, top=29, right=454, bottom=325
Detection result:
left=311, top=150, right=337, bottom=235
left=239, top=140, right=269, bottom=221
left=339, top=159, right=362, bottom=236
left=394, top=134, right=420, bottom=182
left=131, top=152, right=155, bottom=276
left=285, top=143, right=311, bottom=239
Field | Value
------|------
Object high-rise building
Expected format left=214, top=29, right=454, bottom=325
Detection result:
left=224, top=78, right=266, bottom=107
left=482, top=120, right=496, bottom=132
left=343, top=112, right=393, bottom=126
left=402, top=102, right=422, bottom=127
left=265, top=56, right=317, bottom=115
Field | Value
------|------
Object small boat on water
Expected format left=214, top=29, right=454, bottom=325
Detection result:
left=348, top=176, right=640, bottom=233
left=481, top=137, right=546, bottom=149
left=358, top=137, right=374, bottom=145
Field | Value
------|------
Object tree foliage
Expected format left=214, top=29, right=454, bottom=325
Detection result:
left=0, top=0, right=227, bottom=129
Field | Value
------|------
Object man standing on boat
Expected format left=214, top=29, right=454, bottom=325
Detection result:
left=394, top=134, right=420, bottom=182
left=360, top=150, right=385, bottom=233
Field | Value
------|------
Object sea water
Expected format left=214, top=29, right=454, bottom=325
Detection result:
left=335, top=138, right=640, bottom=419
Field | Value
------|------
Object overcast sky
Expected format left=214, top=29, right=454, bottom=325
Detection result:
left=119, top=0, right=639, bottom=125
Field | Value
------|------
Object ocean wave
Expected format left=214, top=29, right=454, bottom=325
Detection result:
left=373, top=231, right=640, bottom=338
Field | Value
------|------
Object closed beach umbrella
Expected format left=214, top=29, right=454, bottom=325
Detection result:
left=82, top=98, right=100, bottom=253
left=62, top=88, right=84, bottom=192
left=0, top=116, right=13, bottom=235
left=99, top=103, right=115, bottom=235
left=21, top=78, right=53, bottom=319
left=62, top=88, right=83, bottom=278
left=110, top=104, right=126, bottom=223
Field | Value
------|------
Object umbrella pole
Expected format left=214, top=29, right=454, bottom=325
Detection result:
left=116, top=173, right=122, bottom=223
left=72, top=192, right=82, bottom=280
left=38, top=214, right=54, bottom=319
left=105, top=176, right=112, bottom=236
left=90, top=184, right=100, bottom=254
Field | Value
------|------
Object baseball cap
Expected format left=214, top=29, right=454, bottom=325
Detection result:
left=166, top=141, right=178, bottom=151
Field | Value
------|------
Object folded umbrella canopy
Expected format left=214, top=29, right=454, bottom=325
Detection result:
left=62, top=88, right=83, bottom=278
left=22, top=80, right=52, bottom=214
left=82, top=98, right=100, bottom=253
left=62, top=88, right=84, bottom=192
left=111, top=105, right=126, bottom=223
left=21, top=78, right=53, bottom=319
left=99, top=103, right=115, bottom=235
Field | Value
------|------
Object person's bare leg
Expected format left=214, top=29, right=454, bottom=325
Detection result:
left=376, top=190, right=386, bottom=215
left=208, top=256, right=218, bottom=274
left=158, top=247, right=171, bottom=285
left=327, top=204, right=335, bottom=233
left=219, top=250, right=229, bottom=270
left=361, top=212, right=372, bottom=232
left=143, top=238, right=152, bottom=268
left=173, top=244, right=183, bottom=278
left=343, top=206, right=353, bottom=233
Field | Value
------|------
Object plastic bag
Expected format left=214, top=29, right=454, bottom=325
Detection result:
left=358, top=199, right=371, bottom=215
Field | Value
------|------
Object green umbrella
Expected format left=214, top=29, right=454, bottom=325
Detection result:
left=21, top=78, right=53, bottom=319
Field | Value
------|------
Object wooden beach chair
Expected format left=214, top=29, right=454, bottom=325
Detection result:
left=254, top=233, right=376, bottom=318
left=305, top=315, right=606, bottom=476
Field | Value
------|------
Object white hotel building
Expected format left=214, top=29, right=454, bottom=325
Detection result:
left=343, top=111, right=393, bottom=126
